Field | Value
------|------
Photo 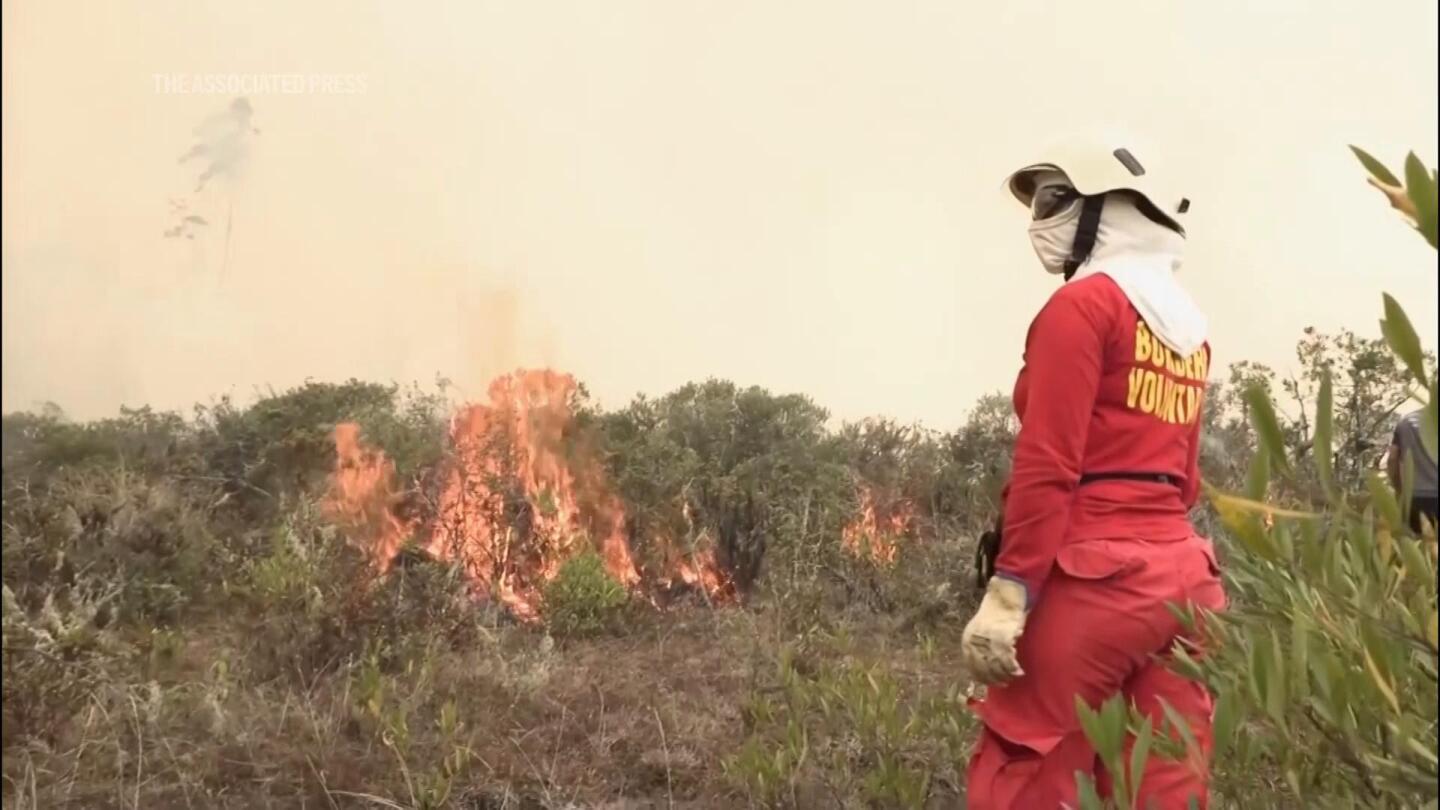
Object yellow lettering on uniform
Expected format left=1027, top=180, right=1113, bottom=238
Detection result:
left=1174, top=384, right=1191, bottom=424
left=1152, top=337, right=1169, bottom=370
left=1135, top=321, right=1152, bottom=363
left=1169, top=351, right=1186, bottom=377
left=1127, top=368, right=1145, bottom=408
left=1187, top=387, right=1201, bottom=425
left=1140, top=371, right=1159, bottom=414
left=1197, top=351, right=1209, bottom=382
left=1163, top=380, right=1181, bottom=424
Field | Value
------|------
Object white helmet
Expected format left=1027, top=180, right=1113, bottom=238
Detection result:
left=1005, top=132, right=1190, bottom=234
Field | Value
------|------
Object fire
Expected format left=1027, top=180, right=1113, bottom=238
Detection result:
left=676, top=548, right=731, bottom=599
left=842, top=486, right=914, bottom=565
left=326, top=370, right=732, bottom=622
left=323, top=422, right=413, bottom=574
left=652, top=528, right=735, bottom=605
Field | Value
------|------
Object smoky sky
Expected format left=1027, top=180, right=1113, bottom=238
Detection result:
left=2, top=0, right=1437, bottom=427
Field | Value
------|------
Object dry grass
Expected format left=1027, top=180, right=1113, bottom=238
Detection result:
left=2, top=578, right=976, bottom=810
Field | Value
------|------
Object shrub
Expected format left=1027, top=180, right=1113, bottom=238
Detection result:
left=724, top=640, right=976, bottom=808
left=1, top=467, right=224, bottom=627
left=542, top=550, right=629, bottom=638
left=1, top=580, right=127, bottom=748
left=238, top=501, right=483, bottom=684
left=194, top=379, right=447, bottom=520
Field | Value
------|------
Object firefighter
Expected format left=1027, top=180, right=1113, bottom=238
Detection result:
left=1387, top=408, right=1439, bottom=535
left=961, top=133, right=1226, bottom=809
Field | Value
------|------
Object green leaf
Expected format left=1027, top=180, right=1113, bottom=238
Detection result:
left=1168, top=641, right=1205, bottom=681
left=1246, top=443, right=1271, bottom=502
left=1244, top=384, right=1291, bottom=475
left=1211, top=687, right=1238, bottom=761
left=1266, top=630, right=1288, bottom=729
left=1404, top=151, right=1439, bottom=248
left=1380, top=294, right=1430, bottom=389
left=1129, top=714, right=1155, bottom=803
left=1362, top=643, right=1401, bottom=716
left=1248, top=640, right=1268, bottom=706
left=1311, top=647, right=1334, bottom=701
left=1351, top=145, right=1401, bottom=186
left=1368, top=473, right=1405, bottom=533
left=1291, top=609, right=1310, bottom=703
left=1075, top=772, right=1106, bottom=810
left=1397, top=536, right=1433, bottom=588
left=1101, top=695, right=1129, bottom=765
left=1157, top=697, right=1202, bottom=769
left=1297, top=518, right=1326, bottom=576
left=1273, top=520, right=1295, bottom=561
left=1314, top=370, right=1335, bottom=499
left=1075, top=696, right=1109, bottom=758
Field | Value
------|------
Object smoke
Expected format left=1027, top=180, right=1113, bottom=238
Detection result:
left=181, top=97, right=259, bottom=193
left=164, top=98, right=259, bottom=281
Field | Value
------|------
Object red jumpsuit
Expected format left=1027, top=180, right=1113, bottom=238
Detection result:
left=966, top=273, right=1225, bottom=809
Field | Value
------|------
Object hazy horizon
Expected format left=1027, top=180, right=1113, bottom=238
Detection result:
left=4, top=0, right=1437, bottom=429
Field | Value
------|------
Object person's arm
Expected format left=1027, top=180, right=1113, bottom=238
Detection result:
left=994, top=288, right=1107, bottom=605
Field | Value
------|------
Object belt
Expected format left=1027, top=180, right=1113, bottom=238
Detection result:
left=1078, top=471, right=1179, bottom=487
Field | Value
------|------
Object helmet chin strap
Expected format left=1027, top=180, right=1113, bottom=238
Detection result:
left=1062, top=195, right=1107, bottom=281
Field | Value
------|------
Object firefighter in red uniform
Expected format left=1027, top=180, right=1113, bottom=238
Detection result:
left=961, top=133, right=1226, bottom=809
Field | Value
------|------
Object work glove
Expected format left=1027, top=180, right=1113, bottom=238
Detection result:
left=960, top=576, right=1029, bottom=685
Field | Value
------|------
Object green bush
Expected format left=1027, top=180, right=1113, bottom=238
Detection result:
left=724, top=639, right=976, bottom=808
left=542, top=550, right=629, bottom=638
left=194, top=379, right=447, bottom=521
left=1, top=467, right=224, bottom=627
left=238, top=502, right=484, bottom=684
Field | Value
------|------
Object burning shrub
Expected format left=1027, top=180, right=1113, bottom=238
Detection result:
left=239, top=501, right=484, bottom=684
left=195, top=379, right=447, bottom=521
left=841, top=485, right=914, bottom=565
left=542, top=550, right=629, bottom=638
left=323, top=371, right=748, bottom=624
left=599, top=381, right=855, bottom=598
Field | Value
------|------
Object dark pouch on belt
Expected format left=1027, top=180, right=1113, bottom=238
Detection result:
left=975, top=518, right=1002, bottom=590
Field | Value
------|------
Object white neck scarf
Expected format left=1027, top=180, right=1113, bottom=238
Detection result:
left=1029, top=191, right=1208, bottom=358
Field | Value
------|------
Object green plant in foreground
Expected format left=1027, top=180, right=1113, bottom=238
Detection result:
left=348, top=647, right=474, bottom=810
left=1075, top=147, right=1438, bottom=809
left=542, top=549, right=629, bottom=638
left=724, top=642, right=974, bottom=808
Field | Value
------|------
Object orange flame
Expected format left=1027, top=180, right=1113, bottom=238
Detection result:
left=323, top=422, right=413, bottom=574
left=652, top=528, right=735, bottom=605
left=842, top=486, right=914, bottom=565
left=326, top=370, right=732, bottom=622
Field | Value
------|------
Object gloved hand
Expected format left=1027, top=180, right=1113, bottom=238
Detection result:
left=961, top=576, right=1029, bottom=685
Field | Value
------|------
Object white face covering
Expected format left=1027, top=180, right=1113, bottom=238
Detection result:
left=1026, top=171, right=1081, bottom=276
left=1023, top=172, right=1209, bottom=357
